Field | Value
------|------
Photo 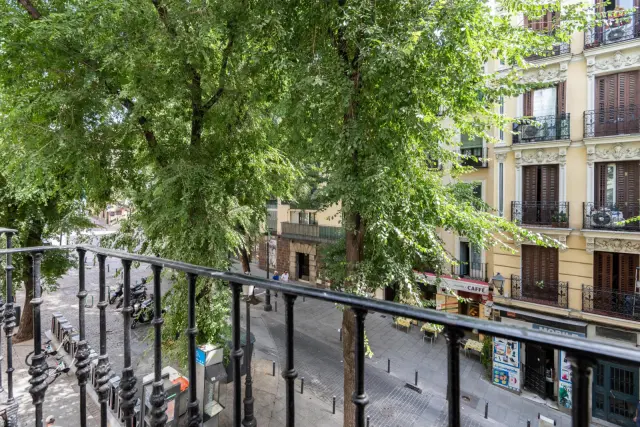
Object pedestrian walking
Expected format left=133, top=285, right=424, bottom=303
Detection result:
left=46, top=416, right=55, bottom=427
left=273, top=271, right=280, bottom=281
left=282, top=271, right=289, bottom=282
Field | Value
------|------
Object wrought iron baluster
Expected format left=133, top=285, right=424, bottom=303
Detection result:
left=0, top=291, right=4, bottom=394
left=75, top=249, right=90, bottom=427
left=444, top=327, right=464, bottom=427
left=96, top=255, right=113, bottom=427
left=283, top=293, right=298, bottom=427
left=28, top=253, right=47, bottom=427
left=119, top=260, right=137, bottom=427
left=231, top=282, right=244, bottom=427
left=150, top=264, right=168, bottom=427
left=187, top=273, right=201, bottom=427
left=4, top=231, right=17, bottom=423
left=568, top=354, right=594, bottom=427
left=352, top=308, right=369, bottom=427
left=242, top=296, right=256, bottom=427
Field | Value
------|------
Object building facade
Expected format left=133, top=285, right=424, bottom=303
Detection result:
left=486, top=2, right=640, bottom=425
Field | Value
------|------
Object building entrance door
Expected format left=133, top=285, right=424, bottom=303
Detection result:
left=524, top=343, right=550, bottom=398
left=593, top=360, right=638, bottom=426
left=296, top=252, right=310, bottom=281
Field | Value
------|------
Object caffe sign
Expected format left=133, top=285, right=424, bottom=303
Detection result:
left=439, top=280, right=489, bottom=295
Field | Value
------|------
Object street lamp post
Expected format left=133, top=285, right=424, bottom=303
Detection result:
left=264, top=233, right=272, bottom=312
left=490, top=272, right=506, bottom=296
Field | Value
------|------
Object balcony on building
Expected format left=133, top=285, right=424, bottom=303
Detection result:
left=513, top=163, right=568, bottom=228
left=511, top=275, right=568, bottom=308
left=583, top=251, right=640, bottom=320
left=585, top=6, right=640, bottom=50
left=281, top=222, right=344, bottom=242
left=523, top=10, right=571, bottom=61
left=584, top=161, right=640, bottom=231
left=460, top=134, right=488, bottom=168
left=584, top=105, right=640, bottom=138
left=513, top=114, right=570, bottom=144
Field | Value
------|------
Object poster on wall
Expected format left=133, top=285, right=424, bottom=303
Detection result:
left=492, top=362, right=521, bottom=391
left=268, top=238, right=277, bottom=270
left=558, top=351, right=573, bottom=409
left=493, top=337, right=520, bottom=368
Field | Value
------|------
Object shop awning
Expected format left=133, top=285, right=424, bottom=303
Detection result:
left=493, top=304, right=588, bottom=331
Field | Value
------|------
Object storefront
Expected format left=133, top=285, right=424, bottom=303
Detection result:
left=491, top=305, right=587, bottom=413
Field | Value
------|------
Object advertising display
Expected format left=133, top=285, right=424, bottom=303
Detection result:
left=558, top=351, right=573, bottom=409
left=493, top=337, right=521, bottom=392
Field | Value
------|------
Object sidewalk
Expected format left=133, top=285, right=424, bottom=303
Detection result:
left=237, top=261, right=575, bottom=427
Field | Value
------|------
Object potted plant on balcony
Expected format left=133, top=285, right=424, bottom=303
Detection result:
left=551, top=211, right=568, bottom=228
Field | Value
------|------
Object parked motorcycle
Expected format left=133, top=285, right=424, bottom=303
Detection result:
left=109, top=283, right=124, bottom=305
left=115, top=280, right=148, bottom=309
left=131, top=294, right=156, bottom=329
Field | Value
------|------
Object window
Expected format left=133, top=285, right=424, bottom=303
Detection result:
left=499, top=97, right=504, bottom=141
left=606, top=163, right=616, bottom=205
left=533, top=87, right=557, bottom=117
left=472, top=182, right=482, bottom=200
left=461, top=134, right=483, bottom=148
left=499, top=163, right=504, bottom=216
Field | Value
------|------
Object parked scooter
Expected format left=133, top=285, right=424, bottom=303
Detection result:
left=131, top=294, right=156, bottom=329
left=115, top=279, right=148, bottom=309
left=109, top=283, right=124, bottom=305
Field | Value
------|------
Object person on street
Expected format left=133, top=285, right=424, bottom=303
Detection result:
left=282, top=271, right=289, bottom=282
left=46, top=416, right=55, bottom=427
left=273, top=271, right=280, bottom=281
left=634, top=400, right=640, bottom=426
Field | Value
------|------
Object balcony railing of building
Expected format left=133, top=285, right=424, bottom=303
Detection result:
left=460, top=147, right=488, bottom=168
left=451, top=262, right=489, bottom=283
left=583, top=285, right=640, bottom=321
left=583, top=202, right=640, bottom=231
left=511, top=275, right=569, bottom=308
left=512, top=201, right=570, bottom=227
left=585, top=10, right=640, bottom=49
left=584, top=106, right=640, bottom=138
left=526, top=42, right=571, bottom=61
left=1, top=228, right=639, bottom=427
left=281, top=222, right=344, bottom=242
left=512, top=114, right=570, bottom=144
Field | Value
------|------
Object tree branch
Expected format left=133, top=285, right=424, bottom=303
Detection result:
left=203, top=34, right=234, bottom=111
left=151, top=0, right=177, bottom=37
left=17, top=0, right=41, bottom=19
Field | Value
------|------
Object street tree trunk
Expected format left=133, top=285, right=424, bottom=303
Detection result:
left=239, top=245, right=251, bottom=274
left=342, top=212, right=365, bottom=426
left=15, top=227, right=43, bottom=343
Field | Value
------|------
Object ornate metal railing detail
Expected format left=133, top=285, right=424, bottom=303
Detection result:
left=511, top=275, right=569, bottom=308
left=451, top=262, right=489, bottom=282
left=526, top=42, right=571, bottom=61
left=512, top=201, right=569, bottom=227
left=1, top=230, right=640, bottom=427
left=460, top=146, right=488, bottom=168
left=281, top=222, right=344, bottom=242
left=512, top=114, right=570, bottom=144
left=583, top=202, right=640, bottom=231
left=582, top=285, right=640, bottom=320
left=585, top=10, right=640, bottom=49
left=584, top=106, right=640, bottom=138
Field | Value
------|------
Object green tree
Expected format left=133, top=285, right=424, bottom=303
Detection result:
left=278, top=1, right=588, bottom=424
left=0, top=0, right=294, bottom=352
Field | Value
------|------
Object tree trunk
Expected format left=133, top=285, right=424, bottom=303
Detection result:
left=239, top=245, right=251, bottom=274
left=342, top=212, right=365, bottom=426
left=14, top=227, right=43, bottom=343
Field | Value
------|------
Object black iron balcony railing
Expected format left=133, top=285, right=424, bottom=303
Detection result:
left=511, top=275, right=569, bottom=308
left=281, top=222, right=344, bottom=242
left=584, top=106, right=640, bottom=138
left=585, top=10, right=640, bottom=49
left=583, top=202, right=640, bottom=231
left=512, top=201, right=570, bottom=227
left=512, top=114, right=570, bottom=144
left=583, top=285, right=640, bottom=321
left=526, top=42, right=571, bottom=61
left=1, top=228, right=640, bottom=427
left=451, top=262, right=489, bottom=283
left=460, top=146, right=488, bottom=168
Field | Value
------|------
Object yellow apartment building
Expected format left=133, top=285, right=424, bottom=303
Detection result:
left=452, top=2, right=640, bottom=425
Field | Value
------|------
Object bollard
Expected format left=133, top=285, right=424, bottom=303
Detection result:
left=415, top=370, right=418, bottom=386
left=527, top=421, right=530, bottom=427
left=108, top=264, right=110, bottom=272
left=484, top=402, right=488, bottom=419
left=275, top=301, right=278, bottom=312
left=301, top=377, right=304, bottom=394
left=332, top=396, right=336, bottom=414
left=272, top=360, right=276, bottom=376
left=339, top=328, right=342, bottom=342
left=367, top=415, right=370, bottom=427
left=387, top=358, right=391, bottom=373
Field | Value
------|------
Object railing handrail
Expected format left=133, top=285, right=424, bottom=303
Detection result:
left=515, top=201, right=569, bottom=205
left=1, top=243, right=638, bottom=365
